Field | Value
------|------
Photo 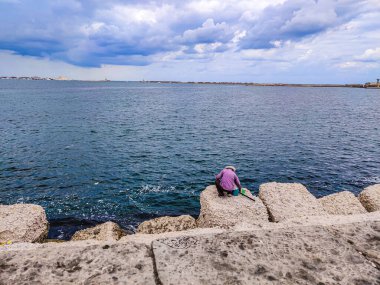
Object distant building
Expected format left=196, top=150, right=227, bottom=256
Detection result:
left=364, top=79, right=380, bottom=88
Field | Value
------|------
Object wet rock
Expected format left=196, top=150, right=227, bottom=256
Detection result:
left=0, top=204, right=48, bottom=243
left=71, top=221, right=125, bottom=241
left=152, top=220, right=380, bottom=285
left=319, top=191, right=367, bottom=215
left=137, top=215, right=196, bottom=234
left=197, top=185, right=269, bottom=229
left=359, top=184, right=380, bottom=212
left=259, top=182, right=327, bottom=222
left=0, top=241, right=155, bottom=284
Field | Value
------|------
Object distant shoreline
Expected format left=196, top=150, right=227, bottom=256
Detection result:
left=1, top=76, right=379, bottom=88
left=0, top=76, right=110, bottom=82
left=141, top=80, right=370, bottom=88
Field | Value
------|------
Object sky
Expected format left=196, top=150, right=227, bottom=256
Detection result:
left=0, top=0, right=379, bottom=83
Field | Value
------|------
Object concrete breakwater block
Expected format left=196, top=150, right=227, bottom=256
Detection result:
left=71, top=221, right=126, bottom=241
left=0, top=241, right=156, bottom=285
left=197, top=185, right=269, bottom=229
left=326, top=220, right=380, bottom=268
left=0, top=204, right=49, bottom=243
left=359, top=184, right=380, bottom=212
left=121, top=227, right=225, bottom=245
left=152, top=221, right=380, bottom=285
left=259, top=182, right=326, bottom=222
left=137, top=215, right=197, bottom=234
left=319, top=191, right=367, bottom=215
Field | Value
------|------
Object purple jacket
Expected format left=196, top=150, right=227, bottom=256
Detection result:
left=215, top=169, right=242, bottom=191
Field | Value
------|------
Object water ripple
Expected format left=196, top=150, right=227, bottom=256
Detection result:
left=0, top=80, right=379, bottom=238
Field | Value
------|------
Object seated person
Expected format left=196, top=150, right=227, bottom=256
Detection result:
left=215, top=166, right=242, bottom=197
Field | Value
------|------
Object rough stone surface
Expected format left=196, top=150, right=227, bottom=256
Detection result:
left=153, top=221, right=380, bottom=285
left=0, top=241, right=155, bottom=285
left=319, top=191, right=367, bottom=215
left=121, top=227, right=225, bottom=245
left=197, top=185, right=269, bottom=229
left=0, top=204, right=48, bottom=243
left=259, top=182, right=326, bottom=222
left=2, top=212, right=380, bottom=284
left=137, top=215, right=196, bottom=234
left=326, top=221, right=380, bottom=268
left=233, top=211, right=380, bottom=232
left=71, top=221, right=126, bottom=241
left=359, top=184, right=380, bottom=212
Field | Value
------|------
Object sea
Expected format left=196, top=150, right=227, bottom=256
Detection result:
left=0, top=80, right=379, bottom=239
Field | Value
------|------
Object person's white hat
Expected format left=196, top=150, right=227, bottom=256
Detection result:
left=225, top=165, right=236, bottom=172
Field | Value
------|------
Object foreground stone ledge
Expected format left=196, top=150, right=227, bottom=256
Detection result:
left=0, top=204, right=48, bottom=243
left=325, top=220, right=380, bottom=268
left=197, top=185, right=269, bottom=229
left=71, top=221, right=126, bottom=241
left=137, top=215, right=196, bottom=234
left=153, top=220, right=380, bottom=285
left=259, top=182, right=327, bottom=222
left=359, top=184, right=380, bottom=212
left=0, top=241, right=155, bottom=285
left=235, top=211, right=380, bottom=232
left=121, top=227, right=225, bottom=245
left=319, top=191, right=367, bottom=215
left=1, top=212, right=379, bottom=285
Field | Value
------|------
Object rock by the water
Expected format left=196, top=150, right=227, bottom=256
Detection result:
left=359, top=184, right=380, bottom=212
left=319, top=191, right=367, bottom=215
left=0, top=204, right=48, bottom=243
left=259, top=182, right=326, bottom=222
left=152, top=220, right=380, bottom=285
left=137, top=215, right=196, bottom=234
left=71, top=221, right=125, bottom=241
left=2, top=210, right=380, bottom=285
left=197, top=185, right=269, bottom=229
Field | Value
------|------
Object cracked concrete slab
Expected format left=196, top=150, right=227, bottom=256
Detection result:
left=2, top=214, right=380, bottom=285
left=153, top=222, right=380, bottom=285
left=0, top=241, right=156, bottom=285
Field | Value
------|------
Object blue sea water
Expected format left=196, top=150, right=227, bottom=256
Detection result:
left=0, top=80, right=379, bottom=239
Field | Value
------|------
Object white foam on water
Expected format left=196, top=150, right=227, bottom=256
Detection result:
left=138, top=184, right=177, bottom=194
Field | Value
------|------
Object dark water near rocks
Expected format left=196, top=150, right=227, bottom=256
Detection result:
left=1, top=80, right=379, bottom=239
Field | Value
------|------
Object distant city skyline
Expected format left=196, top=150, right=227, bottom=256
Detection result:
left=0, top=0, right=379, bottom=83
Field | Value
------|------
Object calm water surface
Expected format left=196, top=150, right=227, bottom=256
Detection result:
left=0, top=80, right=379, bottom=238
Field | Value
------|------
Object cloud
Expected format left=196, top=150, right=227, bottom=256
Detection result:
left=181, top=19, right=233, bottom=44
left=238, top=0, right=363, bottom=49
left=336, top=61, right=379, bottom=70
left=0, top=0, right=379, bottom=82
left=356, top=47, right=380, bottom=61
left=334, top=47, right=380, bottom=70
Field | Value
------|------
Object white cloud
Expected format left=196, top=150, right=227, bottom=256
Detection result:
left=336, top=61, right=379, bottom=69
left=181, top=19, right=232, bottom=44
left=357, top=47, right=380, bottom=61
left=0, top=0, right=379, bottom=82
left=280, top=1, right=337, bottom=34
